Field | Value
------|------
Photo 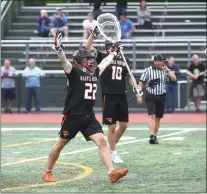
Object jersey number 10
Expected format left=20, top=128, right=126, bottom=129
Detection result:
left=84, top=83, right=97, bottom=100
left=112, top=66, right=122, bottom=80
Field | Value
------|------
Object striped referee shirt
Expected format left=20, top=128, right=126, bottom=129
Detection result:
left=140, top=66, right=168, bottom=95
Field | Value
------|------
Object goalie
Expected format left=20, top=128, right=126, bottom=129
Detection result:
left=42, top=30, right=128, bottom=183
left=85, top=26, right=139, bottom=164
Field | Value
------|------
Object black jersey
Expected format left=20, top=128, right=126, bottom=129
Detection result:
left=63, top=67, right=99, bottom=116
left=96, top=50, right=129, bottom=94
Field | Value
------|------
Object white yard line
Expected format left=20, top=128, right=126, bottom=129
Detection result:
left=162, top=137, right=185, bottom=141
left=173, top=152, right=182, bottom=155
left=1, top=127, right=206, bottom=131
left=13, top=152, right=22, bottom=154
left=2, top=129, right=197, bottom=167
left=119, top=152, right=128, bottom=155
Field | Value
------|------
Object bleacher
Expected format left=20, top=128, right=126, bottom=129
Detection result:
left=1, top=1, right=207, bottom=71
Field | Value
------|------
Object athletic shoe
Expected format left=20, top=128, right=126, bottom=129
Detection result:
left=42, top=169, right=56, bottom=182
left=108, top=168, right=128, bottom=182
left=149, top=135, right=159, bottom=144
left=111, top=152, right=123, bottom=164
left=155, top=136, right=159, bottom=144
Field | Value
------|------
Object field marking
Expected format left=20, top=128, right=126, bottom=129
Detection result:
left=120, top=136, right=136, bottom=141
left=2, top=139, right=57, bottom=148
left=173, top=152, right=182, bottom=155
left=13, top=152, right=22, bottom=154
left=2, top=156, right=26, bottom=161
left=1, top=160, right=93, bottom=192
left=2, top=127, right=206, bottom=131
left=119, top=152, right=128, bottom=155
left=3, top=127, right=201, bottom=149
left=3, top=135, right=80, bottom=149
left=162, top=137, right=185, bottom=141
left=2, top=129, right=197, bottom=167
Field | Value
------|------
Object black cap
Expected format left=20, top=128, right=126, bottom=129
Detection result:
left=154, top=54, right=166, bottom=61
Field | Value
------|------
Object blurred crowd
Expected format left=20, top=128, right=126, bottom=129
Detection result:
left=36, top=0, right=154, bottom=40
left=37, top=7, right=69, bottom=38
left=1, top=55, right=205, bottom=113
left=1, top=58, right=45, bottom=114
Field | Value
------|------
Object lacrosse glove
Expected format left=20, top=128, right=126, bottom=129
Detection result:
left=108, top=42, right=123, bottom=55
left=133, top=86, right=143, bottom=97
left=89, top=26, right=99, bottom=37
left=52, top=30, right=65, bottom=52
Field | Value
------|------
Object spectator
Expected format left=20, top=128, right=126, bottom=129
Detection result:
left=1, top=59, right=17, bottom=113
left=37, top=9, right=51, bottom=37
left=90, top=0, right=106, bottom=20
left=165, top=57, right=180, bottom=113
left=116, top=0, right=127, bottom=20
left=83, top=13, right=97, bottom=40
left=137, top=0, right=154, bottom=29
left=187, top=54, right=205, bottom=113
left=50, top=7, right=69, bottom=38
left=23, top=58, right=45, bottom=113
left=119, top=12, right=135, bottom=39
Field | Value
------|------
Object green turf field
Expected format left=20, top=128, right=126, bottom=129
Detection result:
left=1, top=124, right=206, bottom=193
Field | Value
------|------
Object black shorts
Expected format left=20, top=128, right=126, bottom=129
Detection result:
left=1, top=88, right=16, bottom=100
left=59, top=113, right=103, bottom=141
left=102, top=94, right=128, bottom=125
left=145, top=92, right=166, bottom=118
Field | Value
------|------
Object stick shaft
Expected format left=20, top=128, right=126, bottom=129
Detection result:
left=128, top=84, right=148, bottom=104
left=120, top=49, right=137, bottom=87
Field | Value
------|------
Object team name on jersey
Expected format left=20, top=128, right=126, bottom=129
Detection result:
left=111, top=60, right=125, bottom=67
left=80, top=76, right=97, bottom=82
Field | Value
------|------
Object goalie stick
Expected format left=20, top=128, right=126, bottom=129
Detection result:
left=96, top=13, right=143, bottom=97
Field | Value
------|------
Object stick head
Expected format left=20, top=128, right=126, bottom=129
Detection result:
left=97, top=13, right=121, bottom=43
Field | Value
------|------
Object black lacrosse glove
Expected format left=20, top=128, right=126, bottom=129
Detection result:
left=108, top=41, right=123, bottom=55
left=52, top=30, right=65, bottom=52
left=89, top=26, right=99, bottom=37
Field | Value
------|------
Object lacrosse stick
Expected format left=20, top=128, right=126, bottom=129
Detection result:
left=97, top=13, right=143, bottom=97
left=128, top=79, right=161, bottom=104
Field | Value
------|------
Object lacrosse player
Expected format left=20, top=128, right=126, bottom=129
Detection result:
left=85, top=27, right=138, bottom=163
left=42, top=30, right=128, bottom=183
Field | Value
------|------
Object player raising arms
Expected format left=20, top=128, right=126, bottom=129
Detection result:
left=85, top=28, right=137, bottom=163
left=42, top=30, right=128, bottom=183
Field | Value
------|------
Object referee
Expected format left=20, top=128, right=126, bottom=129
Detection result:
left=137, top=54, right=177, bottom=144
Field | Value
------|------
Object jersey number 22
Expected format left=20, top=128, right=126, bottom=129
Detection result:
left=84, top=83, right=97, bottom=100
left=112, top=66, right=122, bottom=80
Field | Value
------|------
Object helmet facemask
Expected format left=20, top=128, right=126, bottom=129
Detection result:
left=82, top=57, right=96, bottom=72
left=105, top=40, right=113, bottom=54
left=73, top=49, right=97, bottom=73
